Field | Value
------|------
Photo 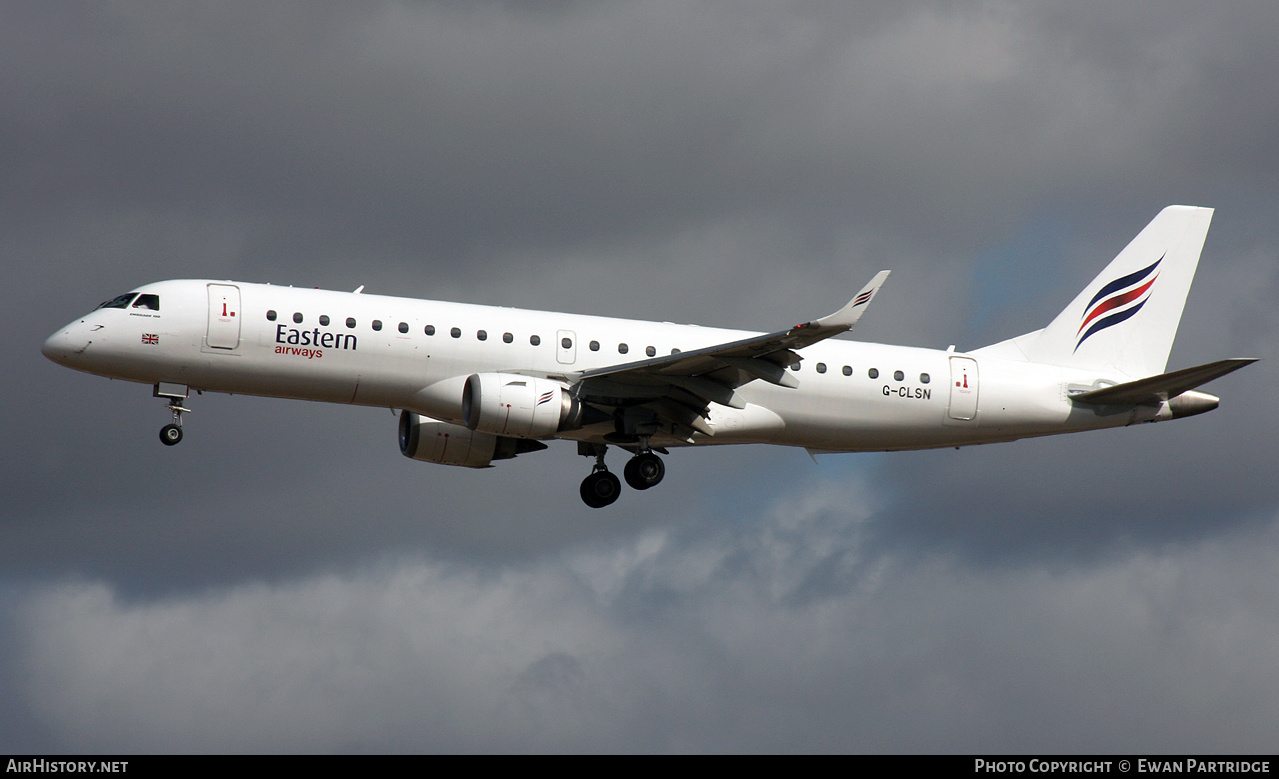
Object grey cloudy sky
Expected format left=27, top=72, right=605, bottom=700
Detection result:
left=3, top=1, right=1278, bottom=752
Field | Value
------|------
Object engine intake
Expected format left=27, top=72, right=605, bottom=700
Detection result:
left=462, top=373, right=583, bottom=439
left=399, top=411, right=546, bottom=468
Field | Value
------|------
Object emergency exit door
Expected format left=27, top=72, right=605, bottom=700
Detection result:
left=556, top=329, right=577, bottom=365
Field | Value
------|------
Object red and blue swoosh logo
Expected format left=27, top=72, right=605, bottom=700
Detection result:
left=1075, top=256, right=1162, bottom=351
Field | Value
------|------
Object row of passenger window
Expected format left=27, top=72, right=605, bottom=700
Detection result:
left=265, top=309, right=929, bottom=383
left=266, top=309, right=676, bottom=354
left=799, top=363, right=931, bottom=384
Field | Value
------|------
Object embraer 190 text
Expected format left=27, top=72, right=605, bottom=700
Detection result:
left=44, top=206, right=1254, bottom=507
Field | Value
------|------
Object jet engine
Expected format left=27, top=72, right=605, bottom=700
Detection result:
left=399, top=411, right=545, bottom=468
left=462, top=373, right=583, bottom=439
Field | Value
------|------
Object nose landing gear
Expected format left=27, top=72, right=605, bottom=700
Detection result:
left=154, top=383, right=191, bottom=446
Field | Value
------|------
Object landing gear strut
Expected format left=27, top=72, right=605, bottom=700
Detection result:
left=154, top=383, right=191, bottom=446
left=579, top=444, right=621, bottom=508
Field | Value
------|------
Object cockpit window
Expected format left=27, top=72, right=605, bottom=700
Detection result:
left=131, top=294, right=160, bottom=311
left=97, top=293, right=136, bottom=310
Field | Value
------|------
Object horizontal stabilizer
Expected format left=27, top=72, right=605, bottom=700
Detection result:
left=1071, top=358, right=1257, bottom=405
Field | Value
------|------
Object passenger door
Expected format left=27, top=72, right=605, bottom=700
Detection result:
left=948, top=356, right=979, bottom=421
left=206, top=283, right=241, bottom=350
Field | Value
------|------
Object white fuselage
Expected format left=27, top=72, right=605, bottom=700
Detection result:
left=43, top=279, right=1172, bottom=454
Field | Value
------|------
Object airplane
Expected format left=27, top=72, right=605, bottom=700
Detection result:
left=42, top=205, right=1254, bottom=508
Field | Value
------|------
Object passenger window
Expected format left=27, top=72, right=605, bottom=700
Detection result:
left=132, top=294, right=160, bottom=310
left=319, top=315, right=330, bottom=326
left=478, top=330, right=488, bottom=341
left=450, top=327, right=461, bottom=338
left=425, top=325, right=435, bottom=336
left=503, top=332, right=513, bottom=344
left=894, top=370, right=904, bottom=381
left=672, top=348, right=680, bottom=355
left=618, top=343, right=629, bottom=354
left=293, top=312, right=304, bottom=324
left=399, top=322, right=409, bottom=334
left=589, top=340, right=600, bottom=351
left=646, top=346, right=656, bottom=357
left=868, top=368, right=879, bottom=379
left=920, top=373, right=930, bottom=384
left=790, top=363, right=800, bottom=371
left=530, top=335, right=541, bottom=346
left=266, top=310, right=277, bottom=321
left=346, top=317, right=356, bottom=328
left=842, top=365, right=852, bottom=376
left=372, top=320, right=382, bottom=331
left=816, top=363, right=827, bottom=374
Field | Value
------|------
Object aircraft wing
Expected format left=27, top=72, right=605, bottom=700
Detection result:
left=573, top=271, right=889, bottom=437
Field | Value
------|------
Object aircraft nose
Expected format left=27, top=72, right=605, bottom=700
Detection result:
left=42, top=329, right=72, bottom=364
left=42, top=323, right=92, bottom=366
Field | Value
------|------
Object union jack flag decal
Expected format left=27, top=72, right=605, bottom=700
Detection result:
left=141, top=333, right=159, bottom=345
left=1075, top=255, right=1162, bottom=352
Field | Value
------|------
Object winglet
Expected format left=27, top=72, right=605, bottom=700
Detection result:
left=814, top=270, right=890, bottom=330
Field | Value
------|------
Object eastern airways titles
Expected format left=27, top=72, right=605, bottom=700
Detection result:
left=275, top=324, right=357, bottom=350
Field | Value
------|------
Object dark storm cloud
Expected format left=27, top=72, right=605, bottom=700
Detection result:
left=5, top=0, right=1279, bottom=752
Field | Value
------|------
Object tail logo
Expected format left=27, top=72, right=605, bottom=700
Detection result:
left=1075, top=256, right=1162, bottom=351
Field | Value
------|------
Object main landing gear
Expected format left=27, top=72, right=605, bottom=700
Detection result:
left=578, top=442, right=666, bottom=508
left=580, top=457, right=621, bottom=509
left=154, top=383, right=191, bottom=446
left=623, top=451, right=665, bottom=491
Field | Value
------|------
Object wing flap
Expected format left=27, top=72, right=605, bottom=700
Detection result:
left=718, top=356, right=800, bottom=389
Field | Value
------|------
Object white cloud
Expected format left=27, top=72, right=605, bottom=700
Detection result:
left=13, top=487, right=1279, bottom=752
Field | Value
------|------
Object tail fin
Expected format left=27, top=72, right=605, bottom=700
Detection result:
left=985, top=205, right=1213, bottom=378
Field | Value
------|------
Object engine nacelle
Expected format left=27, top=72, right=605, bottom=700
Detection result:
left=398, top=411, right=545, bottom=468
left=462, top=373, right=583, bottom=439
